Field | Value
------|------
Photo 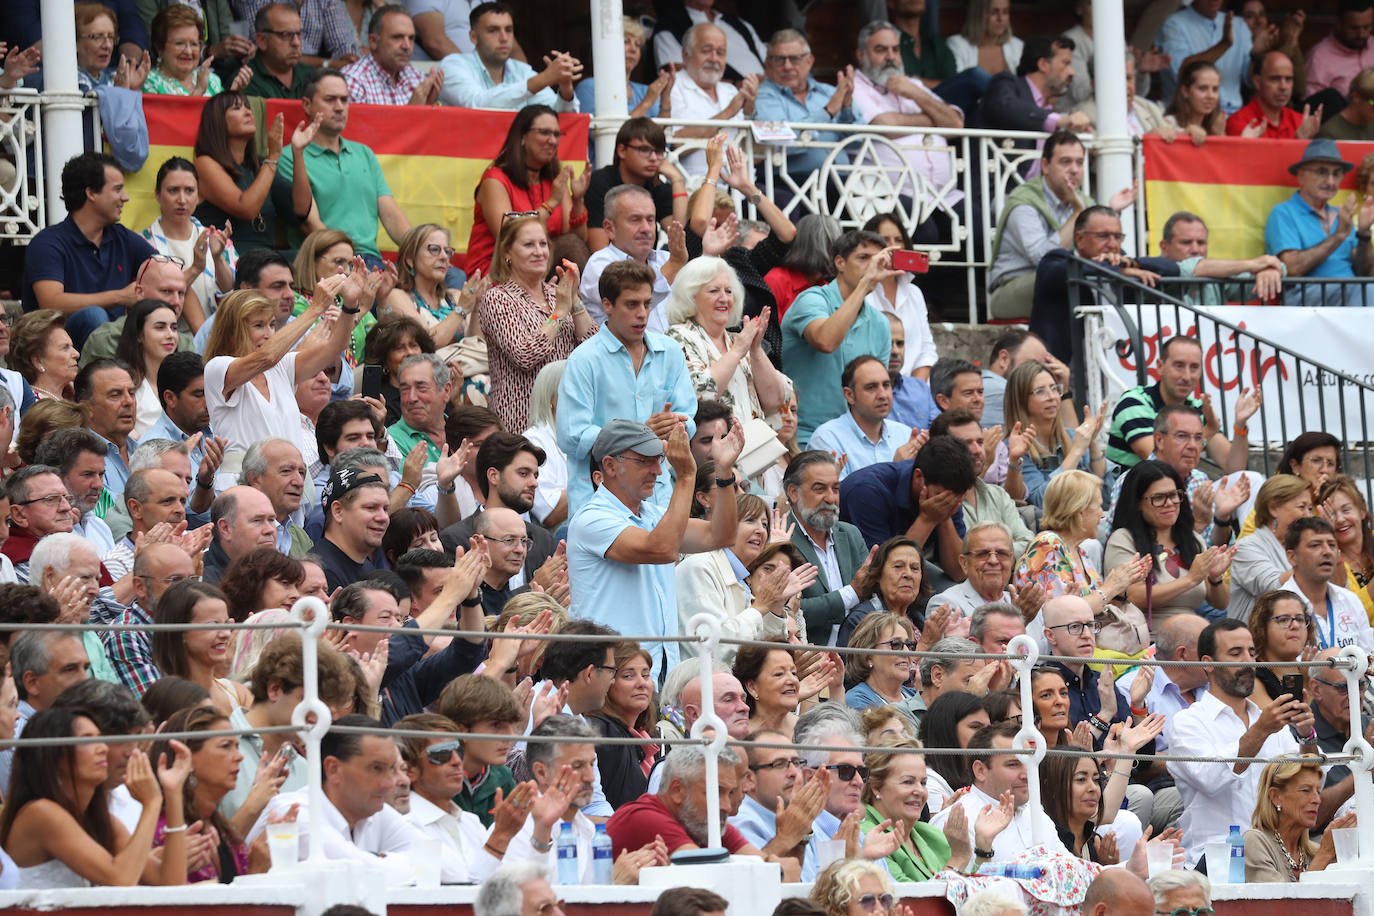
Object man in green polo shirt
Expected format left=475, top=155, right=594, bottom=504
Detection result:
left=276, top=68, right=412, bottom=264
left=1105, top=335, right=1230, bottom=471
left=243, top=3, right=314, bottom=99
left=388, top=353, right=451, bottom=467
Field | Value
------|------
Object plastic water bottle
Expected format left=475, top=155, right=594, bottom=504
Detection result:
left=1228, top=825, right=1246, bottom=883
left=976, top=863, right=1045, bottom=880
left=557, top=822, right=579, bottom=885
left=592, top=823, right=613, bottom=884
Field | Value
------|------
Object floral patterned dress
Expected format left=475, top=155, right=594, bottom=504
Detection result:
left=1013, top=530, right=1101, bottom=600
left=665, top=318, right=765, bottom=422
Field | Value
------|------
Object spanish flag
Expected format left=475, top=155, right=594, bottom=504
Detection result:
left=1143, top=135, right=1374, bottom=261
left=122, top=95, right=590, bottom=256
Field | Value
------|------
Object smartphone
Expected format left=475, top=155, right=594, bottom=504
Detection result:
left=362, top=364, right=384, bottom=400
left=1281, top=673, right=1304, bottom=698
left=892, top=249, right=930, bottom=273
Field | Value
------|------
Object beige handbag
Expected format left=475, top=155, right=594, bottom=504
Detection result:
left=1094, top=601, right=1150, bottom=656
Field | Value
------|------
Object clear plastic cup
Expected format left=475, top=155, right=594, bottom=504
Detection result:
left=267, top=820, right=299, bottom=871
left=1333, top=827, right=1359, bottom=864
left=1146, top=842, right=1174, bottom=877
left=1203, top=842, right=1229, bottom=881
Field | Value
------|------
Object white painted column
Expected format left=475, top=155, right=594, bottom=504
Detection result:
left=590, top=0, right=630, bottom=166
left=39, top=0, right=88, bottom=220
left=1091, top=0, right=1137, bottom=254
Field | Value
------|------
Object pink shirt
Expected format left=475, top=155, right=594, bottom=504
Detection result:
left=1305, top=34, right=1374, bottom=97
left=851, top=70, right=962, bottom=204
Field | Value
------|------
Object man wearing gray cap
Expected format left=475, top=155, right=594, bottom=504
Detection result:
left=567, top=416, right=744, bottom=680
left=1265, top=137, right=1374, bottom=304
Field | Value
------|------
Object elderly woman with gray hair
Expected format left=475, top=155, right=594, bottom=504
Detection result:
left=1148, top=870, right=1211, bottom=914
left=666, top=256, right=789, bottom=426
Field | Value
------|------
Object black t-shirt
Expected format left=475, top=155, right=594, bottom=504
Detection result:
left=585, top=165, right=675, bottom=227
left=310, top=535, right=381, bottom=592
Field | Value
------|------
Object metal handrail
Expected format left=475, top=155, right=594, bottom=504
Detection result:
left=1066, top=253, right=1374, bottom=504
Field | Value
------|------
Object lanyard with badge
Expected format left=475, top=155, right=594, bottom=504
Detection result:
left=1319, top=593, right=1336, bottom=650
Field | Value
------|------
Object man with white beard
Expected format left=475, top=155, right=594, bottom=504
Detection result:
left=849, top=20, right=964, bottom=224
left=668, top=22, right=759, bottom=175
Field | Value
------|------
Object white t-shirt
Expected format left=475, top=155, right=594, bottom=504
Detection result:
left=205, top=351, right=302, bottom=491
left=133, top=377, right=162, bottom=441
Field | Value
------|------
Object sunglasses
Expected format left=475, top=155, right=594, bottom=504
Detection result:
left=822, top=763, right=870, bottom=782
left=879, top=638, right=919, bottom=652
left=857, top=894, right=894, bottom=912
left=425, top=739, right=463, bottom=766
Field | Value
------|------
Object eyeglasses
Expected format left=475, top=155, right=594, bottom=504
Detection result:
left=879, top=638, right=919, bottom=651
left=1144, top=488, right=1186, bottom=508
left=1157, top=909, right=1213, bottom=916
left=528, top=127, right=563, bottom=140
left=425, top=243, right=457, bottom=259
left=1030, top=383, right=1065, bottom=398
left=169, top=39, right=203, bottom=52
left=1301, top=166, right=1345, bottom=180
left=136, top=253, right=186, bottom=285
left=593, top=664, right=618, bottom=675
left=1081, top=230, right=1127, bottom=243
left=1046, top=620, right=1100, bottom=637
left=624, top=143, right=665, bottom=158
left=261, top=28, right=303, bottom=40
left=767, top=53, right=810, bottom=66
left=425, top=739, right=463, bottom=766
left=488, top=535, right=534, bottom=549
left=614, top=454, right=663, bottom=467
left=80, top=32, right=117, bottom=44
left=502, top=210, right=541, bottom=223
left=534, top=901, right=566, bottom=916
left=138, top=573, right=201, bottom=585
left=1268, top=612, right=1314, bottom=629
left=750, top=757, right=804, bottom=771
left=822, top=763, right=870, bottom=781
left=1314, top=677, right=1349, bottom=692
left=856, top=894, right=894, bottom=913
left=965, top=548, right=1013, bottom=562
left=18, top=493, right=72, bottom=508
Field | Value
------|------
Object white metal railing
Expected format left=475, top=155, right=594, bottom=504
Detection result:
left=0, top=88, right=46, bottom=242
left=618, top=115, right=1147, bottom=324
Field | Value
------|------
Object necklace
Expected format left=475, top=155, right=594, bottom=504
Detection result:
left=1271, top=830, right=1307, bottom=879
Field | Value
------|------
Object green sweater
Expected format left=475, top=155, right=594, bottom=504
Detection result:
left=990, top=177, right=1095, bottom=268
left=859, top=804, right=952, bottom=881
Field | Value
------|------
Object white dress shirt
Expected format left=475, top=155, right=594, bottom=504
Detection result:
left=249, top=787, right=421, bottom=885
left=1166, top=689, right=1302, bottom=865
left=669, top=76, right=740, bottom=177
left=405, top=792, right=501, bottom=884
left=1279, top=580, right=1374, bottom=653
left=1115, top=667, right=1203, bottom=754
left=865, top=276, right=937, bottom=376
left=928, top=783, right=1068, bottom=861
left=579, top=244, right=673, bottom=331
left=505, top=809, right=596, bottom=883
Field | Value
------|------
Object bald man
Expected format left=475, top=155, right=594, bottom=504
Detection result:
left=473, top=507, right=533, bottom=617
left=1042, top=595, right=1132, bottom=740
left=104, top=541, right=195, bottom=695
left=648, top=670, right=752, bottom=793
left=1083, top=868, right=1154, bottom=916
left=80, top=257, right=199, bottom=369
left=203, top=486, right=278, bottom=585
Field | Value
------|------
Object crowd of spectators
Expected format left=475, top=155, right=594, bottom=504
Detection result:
left=0, top=0, right=1372, bottom=912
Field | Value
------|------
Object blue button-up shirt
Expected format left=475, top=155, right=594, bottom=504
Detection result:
left=808, top=411, right=913, bottom=480
left=803, top=809, right=845, bottom=881
left=438, top=52, right=579, bottom=111
left=567, top=482, right=679, bottom=679
left=1117, top=666, right=1202, bottom=753
left=556, top=324, right=697, bottom=515
left=1265, top=191, right=1357, bottom=279
left=754, top=76, right=856, bottom=174
left=143, top=411, right=208, bottom=470
left=781, top=281, right=891, bottom=446
left=1158, top=5, right=1253, bottom=113
left=891, top=375, right=938, bottom=430
left=728, top=793, right=777, bottom=850
left=93, top=430, right=137, bottom=500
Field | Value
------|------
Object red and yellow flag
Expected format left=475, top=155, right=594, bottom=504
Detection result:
left=122, top=95, right=590, bottom=255
left=1142, top=134, right=1374, bottom=260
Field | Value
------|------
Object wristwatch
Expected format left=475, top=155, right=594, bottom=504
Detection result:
left=714, top=476, right=735, bottom=488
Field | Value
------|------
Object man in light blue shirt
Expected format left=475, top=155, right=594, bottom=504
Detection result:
left=808, top=355, right=914, bottom=479
left=728, top=730, right=822, bottom=861
left=1116, top=614, right=1210, bottom=756
left=557, top=260, right=698, bottom=515
left=438, top=1, right=579, bottom=110
left=1157, top=0, right=1263, bottom=113
left=566, top=417, right=741, bottom=680
left=781, top=230, right=894, bottom=446
left=753, top=29, right=856, bottom=177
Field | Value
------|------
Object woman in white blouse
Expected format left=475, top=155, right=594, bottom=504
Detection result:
left=946, top=0, right=1023, bottom=76
left=204, top=267, right=370, bottom=490
left=115, top=299, right=181, bottom=439
left=863, top=213, right=937, bottom=379
left=665, top=256, right=788, bottom=425
left=523, top=359, right=570, bottom=531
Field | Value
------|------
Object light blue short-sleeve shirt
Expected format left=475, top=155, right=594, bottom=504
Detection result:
left=1265, top=191, right=1356, bottom=278
left=567, top=484, right=678, bottom=679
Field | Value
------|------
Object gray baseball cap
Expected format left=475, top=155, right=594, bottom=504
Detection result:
left=591, top=419, right=665, bottom=467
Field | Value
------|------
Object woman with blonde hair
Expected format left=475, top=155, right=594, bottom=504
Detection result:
left=1230, top=474, right=1315, bottom=624
left=291, top=229, right=375, bottom=363
left=574, top=16, right=673, bottom=118
left=1319, top=474, right=1374, bottom=623
left=1014, top=469, right=1149, bottom=614
left=666, top=256, right=787, bottom=425
left=384, top=223, right=485, bottom=349
left=479, top=215, right=594, bottom=434
left=1003, top=361, right=1105, bottom=509
left=947, top=0, right=1023, bottom=75
left=204, top=279, right=367, bottom=490
left=11, top=311, right=79, bottom=403
left=1245, top=756, right=1354, bottom=882
left=843, top=612, right=919, bottom=711
left=810, top=858, right=913, bottom=916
